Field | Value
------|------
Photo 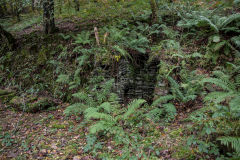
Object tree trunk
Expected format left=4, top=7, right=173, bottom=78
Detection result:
left=43, top=0, right=55, bottom=34
left=74, top=0, right=80, bottom=12
left=31, top=0, right=35, bottom=11
left=149, top=0, right=158, bottom=24
left=58, top=0, right=62, bottom=14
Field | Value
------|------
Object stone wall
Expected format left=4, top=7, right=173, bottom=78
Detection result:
left=116, top=55, right=159, bottom=104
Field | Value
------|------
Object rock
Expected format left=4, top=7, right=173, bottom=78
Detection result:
left=9, top=95, right=56, bottom=113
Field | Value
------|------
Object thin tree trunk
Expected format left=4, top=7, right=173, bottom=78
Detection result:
left=58, top=0, right=62, bottom=14
left=74, top=0, right=80, bottom=12
left=149, top=0, right=158, bottom=24
left=43, top=0, right=56, bottom=34
left=31, top=0, right=35, bottom=11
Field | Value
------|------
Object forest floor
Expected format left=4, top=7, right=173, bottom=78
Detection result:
left=0, top=100, right=200, bottom=160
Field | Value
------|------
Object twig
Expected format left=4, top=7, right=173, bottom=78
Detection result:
left=94, top=27, right=100, bottom=46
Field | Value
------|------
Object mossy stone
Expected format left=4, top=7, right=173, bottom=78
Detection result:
left=27, top=97, right=54, bottom=113
left=0, top=89, right=16, bottom=103
left=9, top=95, right=55, bottom=113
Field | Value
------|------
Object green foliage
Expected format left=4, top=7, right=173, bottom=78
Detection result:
left=85, top=99, right=145, bottom=135
left=202, top=70, right=240, bottom=119
left=64, top=78, right=115, bottom=116
left=217, top=137, right=240, bottom=154
left=102, top=22, right=150, bottom=59
left=73, top=31, right=92, bottom=45
left=178, top=11, right=240, bottom=64
left=187, top=68, right=240, bottom=157
left=0, top=132, right=14, bottom=147
left=151, top=72, right=203, bottom=122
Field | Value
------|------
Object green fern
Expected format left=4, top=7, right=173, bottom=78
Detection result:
left=64, top=78, right=116, bottom=116
left=152, top=95, right=175, bottom=107
left=217, top=137, right=240, bottom=154
left=220, top=13, right=240, bottom=29
left=84, top=99, right=145, bottom=138
left=197, top=16, right=219, bottom=33
left=202, top=70, right=240, bottom=118
left=123, top=99, right=146, bottom=120
left=56, top=74, right=70, bottom=84
left=73, top=31, right=92, bottom=45
left=163, top=103, right=177, bottom=121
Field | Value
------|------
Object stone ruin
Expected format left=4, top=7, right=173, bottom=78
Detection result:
left=115, top=54, right=159, bottom=104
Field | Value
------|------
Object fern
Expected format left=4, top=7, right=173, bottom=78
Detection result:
left=73, top=31, right=92, bottom=45
left=123, top=99, right=146, bottom=120
left=56, top=74, right=70, bottom=84
left=220, top=13, right=240, bottom=29
left=64, top=103, right=87, bottom=116
left=83, top=99, right=145, bottom=142
left=152, top=95, right=175, bottom=107
left=217, top=137, right=240, bottom=154
left=64, top=78, right=116, bottom=116
left=202, top=78, right=234, bottom=92
left=202, top=70, right=240, bottom=119
left=58, top=33, right=71, bottom=40
left=198, top=16, right=219, bottom=33
left=163, top=103, right=177, bottom=122
left=204, top=91, right=235, bottom=104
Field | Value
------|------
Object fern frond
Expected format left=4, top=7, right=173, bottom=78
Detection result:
left=221, top=13, right=240, bottom=29
left=146, top=108, right=164, bottom=122
left=123, top=99, right=146, bottom=119
left=168, top=77, right=185, bottom=101
left=56, top=74, right=69, bottom=84
left=231, top=36, right=240, bottom=48
left=204, top=91, right=235, bottom=104
left=212, top=71, right=230, bottom=81
left=72, top=91, right=89, bottom=101
left=98, top=102, right=112, bottom=113
left=58, top=33, right=71, bottom=40
left=198, top=16, right=219, bottom=33
left=163, top=103, right=177, bottom=121
left=152, top=95, right=175, bottom=107
left=163, top=103, right=177, bottom=114
left=64, top=103, right=87, bottom=115
left=85, top=108, right=114, bottom=122
left=89, top=121, right=110, bottom=134
left=202, top=78, right=233, bottom=92
left=112, top=45, right=132, bottom=60
left=229, top=96, right=240, bottom=113
left=217, top=136, right=240, bottom=153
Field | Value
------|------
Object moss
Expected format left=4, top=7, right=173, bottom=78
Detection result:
left=0, top=89, right=14, bottom=96
left=172, top=145, right=196, bottom=160
left=37, top=46, right=48, bottom=65
left=51, top=123, right=67, bottom=129
left=9, top=95, right=55, bottom=113
left=64, top=144, right=78, bottom=157
left=27, top=97, right=53, bottom=113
